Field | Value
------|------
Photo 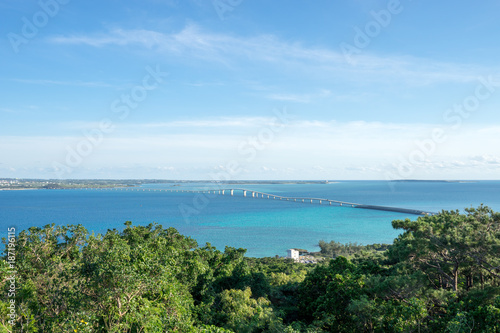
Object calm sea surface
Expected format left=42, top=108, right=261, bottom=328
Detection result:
left=1, top=181, right=499, bottom=257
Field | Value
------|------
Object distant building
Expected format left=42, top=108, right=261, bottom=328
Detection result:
left=287, top=249, right=299, bottom=262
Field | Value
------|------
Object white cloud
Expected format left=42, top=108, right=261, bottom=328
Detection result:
left=3, top=119, right=500, bottom=179
left=137, top=117, right=278, bottom=128
left=267, top=93, right=310, bottom=103
left=470, top=155, right=500, bottom=165
left=56, top=117, right=289, bottom=134
left=10, top=78, right=115, bottom=88
left=47, top=24, right=500, bottom=86
left=267, top=89, right=331, bottom=103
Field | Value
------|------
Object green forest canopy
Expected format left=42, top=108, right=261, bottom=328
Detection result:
left=1, top=205, right=499, bottom=332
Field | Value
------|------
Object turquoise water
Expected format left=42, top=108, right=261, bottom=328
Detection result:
left=1, top=181, right=500, bottom=257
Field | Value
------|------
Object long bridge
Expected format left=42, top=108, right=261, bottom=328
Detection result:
left=78, top=187, right=437, bottom=216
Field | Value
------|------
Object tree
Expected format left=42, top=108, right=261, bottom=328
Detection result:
left=390, top=205, right=500, bottom=292
left=218, top=287, right=281, bottom=333
left=298, top=257, right=364, bottom=331
left=2, top=207, right=499, bottom=332
left=80, top=223, right=197, bottom=332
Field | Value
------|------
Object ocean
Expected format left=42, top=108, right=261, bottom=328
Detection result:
left=1, top=181, right=500, bottom=257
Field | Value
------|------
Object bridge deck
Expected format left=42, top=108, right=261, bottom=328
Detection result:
left=77, top=187, right=437, bottom=216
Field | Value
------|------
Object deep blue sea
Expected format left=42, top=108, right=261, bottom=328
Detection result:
left=1, top=181, right=500, bottom=257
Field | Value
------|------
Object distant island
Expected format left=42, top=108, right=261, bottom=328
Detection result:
left=0, top=179, right=137, bottom=190
left=1, top=178, right=483, bottom=190
left=390, top=179, right=477, bottom=183
left=0, top=178, right=335, bottom=190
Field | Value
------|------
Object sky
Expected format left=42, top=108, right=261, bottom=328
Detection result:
left=1, top=0, right=500, bottom=180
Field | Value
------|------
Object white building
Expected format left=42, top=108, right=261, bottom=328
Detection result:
left=287, top=249, right=299, bottom=262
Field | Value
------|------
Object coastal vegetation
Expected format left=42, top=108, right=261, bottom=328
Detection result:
left=0, top=179, right=136, bottom=190
left=317, top=240, right=390, bottom=259
left=0, top=179, right=336, bottom=191
left=1, top=205, right=499, bottom=332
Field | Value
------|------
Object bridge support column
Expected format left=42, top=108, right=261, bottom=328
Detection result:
left=252, top=192, right=255, bottom=197
left=231, top=189, right=234, bottom=196
left=222, top=190, right=225, bottom=195
left=310, top=199, right=313, bottom=203
left=319, top=200, right=322, bottom=204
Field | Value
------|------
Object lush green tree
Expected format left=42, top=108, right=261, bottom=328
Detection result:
left=1, top=205, right=499, bottom=332
left=79, top=223, right=198, bottom=332
left=2, top=224, right=88, bottom=331
left=298, top=256, right=365, bottom=332
left=318, top=240, right=390, bottom=259
left=217, top=287, right=282, bottom=332
left=390, top=205, right=500, bottom=292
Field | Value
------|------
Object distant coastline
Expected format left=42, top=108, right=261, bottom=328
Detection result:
left=390, top=179, right=478, bottom=183
left=0, top=179, right=337, bottom=190
left=0, top=178, right=486, bottom=190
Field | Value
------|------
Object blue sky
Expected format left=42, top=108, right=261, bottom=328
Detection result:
left=1, top=0, right=500, bottom=180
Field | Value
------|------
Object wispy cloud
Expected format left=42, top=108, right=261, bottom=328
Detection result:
left=47, top=24, right=499, bottom=86
left=267, top=90, right=331, bottom=103
left=59, top=117, right=285, bottom=132
left=0, top=108, right=15, bottom=113
left=184, top=80, right=225, bottom=87
left=387, top=156, right=500, bottom=173
left=57, top=118, right=482, bottom=136
left=470, top=155, right=500, bottom=166
left=3, top=119, right=500, bottom=179
left=11, top=78, right=116, bottom=88
left=266, top=94, right=310, bottom=103
left=140, top=117, right=275, bottom=128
